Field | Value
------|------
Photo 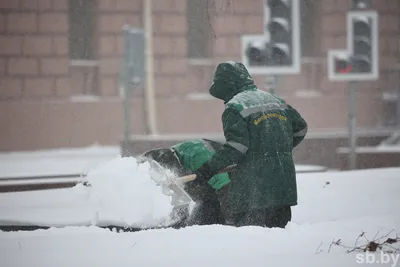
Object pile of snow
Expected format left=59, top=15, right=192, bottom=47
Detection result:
left=0, top=156, right=181, bottom=228
left=82, top=156, right=176, bottom=227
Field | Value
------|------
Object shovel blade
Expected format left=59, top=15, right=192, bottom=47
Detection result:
left=144, top=158, right=193, bottom=206
left=168, top=179, right=193, bottom=206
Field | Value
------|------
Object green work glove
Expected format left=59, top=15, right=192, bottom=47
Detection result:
left=207, top=173, right=231, bottom=191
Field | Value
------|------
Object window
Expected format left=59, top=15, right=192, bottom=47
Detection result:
left=68, top=0, right=97, bottom=60
left=187, top=0, right=214, bottom=59
left=300, top=0, right=316, bottom=58
left=68, top=0, right=99, bottom=96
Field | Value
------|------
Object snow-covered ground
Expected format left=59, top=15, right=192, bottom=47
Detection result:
left=0, top=154, right=399, bottom=267
left=0, top=145, right=120, bottom=179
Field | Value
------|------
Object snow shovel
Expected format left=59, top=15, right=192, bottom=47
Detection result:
left=164, top=164, right=237, bottom=207
left=158, top=163, right=237, bottom=197
left=174, top=164, right=237, bottom=184
left=147, top=159, right=236, bottom=205
left=146, top=159, right=194, bottom=206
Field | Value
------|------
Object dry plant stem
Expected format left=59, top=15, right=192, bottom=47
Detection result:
left=327, top=230, right=399, bottom=254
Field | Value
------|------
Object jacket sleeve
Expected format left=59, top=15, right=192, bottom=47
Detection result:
left=202, top=107, right=249, bottom=174
left=286, top=104, right=308, bottom=148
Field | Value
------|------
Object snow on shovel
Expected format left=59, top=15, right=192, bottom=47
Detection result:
left=149, top=159, right=236, bottom=192
left=147, top=159, right=193, bottom=207
left=147, top=159, right=237, bottom=206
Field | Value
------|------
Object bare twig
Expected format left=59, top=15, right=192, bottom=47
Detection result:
left=314, top=241, right=324, bottom=255
left=328, top=230, right=399, bottom=254
left=328, top=238, right=341, bottom=253
left=371, top=230, right=380, bottom=241
left=354, top=231, right=365, bottom=248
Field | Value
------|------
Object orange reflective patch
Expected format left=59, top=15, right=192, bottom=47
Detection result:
left=254, top=113, right=287, bottom=125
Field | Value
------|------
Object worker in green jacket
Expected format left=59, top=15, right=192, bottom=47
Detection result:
left=192, top=61, right=308, bottom=228
left=140, top=139, right=232, bottom=226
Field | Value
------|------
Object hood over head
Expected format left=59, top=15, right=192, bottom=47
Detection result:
left=209, top=61, right=255, bottom=103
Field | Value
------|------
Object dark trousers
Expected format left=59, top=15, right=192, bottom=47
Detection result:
left=186, top=197, right=225, bottom=226
left=225, top=206, right=292, bottom=228
left=185, top=183, right=225, bottom=226
left=218, top=184, right=292, bottom=228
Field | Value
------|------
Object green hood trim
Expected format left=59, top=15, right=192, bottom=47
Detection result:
left=209, top=61, right=255, bottom=103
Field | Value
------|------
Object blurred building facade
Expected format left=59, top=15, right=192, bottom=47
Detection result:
left=0, top=0, right=399, bottom=151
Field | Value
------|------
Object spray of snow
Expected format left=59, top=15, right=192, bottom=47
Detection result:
left=82, top=156, right=175, bottom=227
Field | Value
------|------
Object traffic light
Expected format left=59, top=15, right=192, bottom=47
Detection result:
left=328, top=10, right=378, bottom=81
left=334, top=54, right=353, bottom=74
left=119, top=26, right=145, bottom=97
left=351, top=15, right=373, bottom=73
left=245, top=38, right=269, bottom=66
left=241, top=0, right=300, bottom=75
left=266, top=0, right=293, bottom=66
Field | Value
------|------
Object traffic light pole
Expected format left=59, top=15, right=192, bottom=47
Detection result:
left=348, top=81, right=357, bottom=170
left=121, top=28, right=133, bottom=148
left=123, top=82, right=132, bottom=145
left=326, top=7, right=378, bottom=170
left=272, top=75, right=279, bottom=95
left=264, top=75, right=279, bottom=95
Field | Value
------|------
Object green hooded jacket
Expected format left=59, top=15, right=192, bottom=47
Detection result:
left=171, top=139, right=231, bottom=191
left=202, top=61, right=308, bottom=214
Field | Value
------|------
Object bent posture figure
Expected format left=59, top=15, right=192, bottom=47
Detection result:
left=192, top=61, right=308, bottom=228
left=140, top=139, right=232, bottom=226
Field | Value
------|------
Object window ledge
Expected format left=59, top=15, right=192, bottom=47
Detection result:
left=294, top=90, right=322, bottom=98
left=185, top=92, right=215, bottom=101
left=382, top=92, right=399, bottom=101
left=187, top=58, right=214, bottom=66
left=187, top=57, right=332, bottom=66
left=69, top=95, right=101, bottom=102
left=301, top=57, right=325, bottom=64
left=69, top=60, right=99, bottom=67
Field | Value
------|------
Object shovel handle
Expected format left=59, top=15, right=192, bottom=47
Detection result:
left=177, top=174, right=197, bottom=183
left=175, top=164, right=237, bottom=184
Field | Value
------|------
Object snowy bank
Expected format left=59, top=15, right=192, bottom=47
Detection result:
left=0, top=156, right=177, bottom=228
left=0, top=164, right=400, bottom=266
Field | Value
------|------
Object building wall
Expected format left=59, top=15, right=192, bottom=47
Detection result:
left=0, top=0, right=399, bottom=151
left=0, top=0, right=69, bottom=99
